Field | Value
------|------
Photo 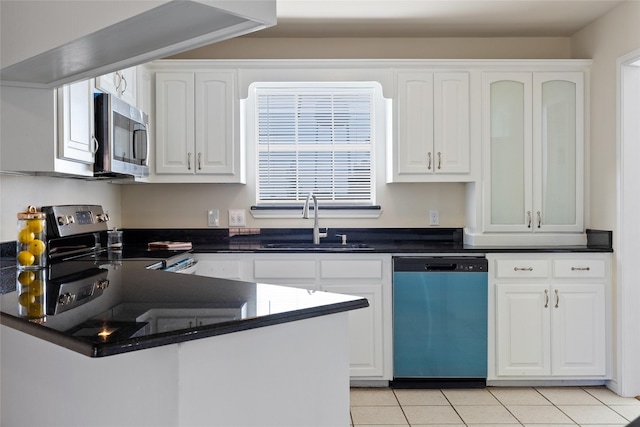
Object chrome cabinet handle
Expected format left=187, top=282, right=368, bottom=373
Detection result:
left=571, top=266, right=591, bottom=271
left=120, top=75, right=127, bottom=95
left=114, top=71, right=122, bottom=92
left=544, top=289, right=549, bottom=308
left=555, top=289, right=559, bottom=308
left=187, top=152, right=192, bottom=170
left=537, top=211, right=542, bottom=228
left=427, top=152, right=432, bottom=170
left=437, top=152, right=442, bottom=170
left=514, top=267, right=533, bottom=271
left=198, top=152, right=202, bottom=170
left=527, top=211, right=532, bottom=228
left=91, top=134, right=99, bottom=154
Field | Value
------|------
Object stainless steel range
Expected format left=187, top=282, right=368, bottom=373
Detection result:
left=40, top=205, right=112, bottom=318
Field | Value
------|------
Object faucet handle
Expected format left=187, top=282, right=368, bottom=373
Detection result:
left=319, top=228, right=328, bottom=239
left=335, top=233, right=348, bottom=245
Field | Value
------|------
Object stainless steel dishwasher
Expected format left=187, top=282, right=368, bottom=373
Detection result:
left=391, top=256, right=488, bottom=388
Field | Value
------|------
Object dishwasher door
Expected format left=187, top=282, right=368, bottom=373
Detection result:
left=392, top=257, right=488, bottom=388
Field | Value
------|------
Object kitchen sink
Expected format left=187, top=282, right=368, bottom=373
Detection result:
left=260, top=242, right=375, bottom=252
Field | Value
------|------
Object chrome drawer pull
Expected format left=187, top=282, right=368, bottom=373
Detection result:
left=514, top=267, right=534, bottom=271
left=555, top=289, right=559, bottom=308
left=571, top=266, right=591, bottom=271
left=544, top=289, right=549, bottom=308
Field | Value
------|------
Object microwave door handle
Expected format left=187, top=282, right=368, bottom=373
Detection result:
left=132, top=129, right=147, bottom=163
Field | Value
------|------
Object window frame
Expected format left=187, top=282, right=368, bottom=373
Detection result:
left=247, top=81, right=386, bottom=217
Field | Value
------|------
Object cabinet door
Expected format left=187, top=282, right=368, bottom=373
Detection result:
left=434, top=72, right=470, bottom=174
left=395, top=71, right=434, bottom=174
left=533, top=72, right=584, bottom=232
left=96, top=67, right=137, bottom=105
left=496, top=283, right=550, bottom=376
left=155, top=72, right=195, bottom=174
left=483, top=73, right=533, bottom=232
left=118, top=67, right=137, bottom=106
left=323, top=283, right=384, bottom=378
left=551, top=284, right=606, bottom=376
left=195, top=71, right=237, bottom=175
left=58, top=79, right=96, bottom=164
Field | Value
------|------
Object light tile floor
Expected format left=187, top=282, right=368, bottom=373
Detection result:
left=350, top=386, right=640, bottom=426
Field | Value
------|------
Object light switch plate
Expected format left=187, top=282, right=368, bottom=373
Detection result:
left=228, top=209, right=246, bottom=227
left=429, top=210, right=439, bottom=226
left=207, top=210, right=219, bottom=227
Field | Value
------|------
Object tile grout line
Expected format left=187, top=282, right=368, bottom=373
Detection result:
left=391, top=388, right=412, bottom=426
left=351, top=386, right=636, bottom=426
left=485, top=387, right=526, bottom=426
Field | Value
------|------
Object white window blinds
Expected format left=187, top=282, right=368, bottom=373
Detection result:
left=255, top=85, right=375, bottom=205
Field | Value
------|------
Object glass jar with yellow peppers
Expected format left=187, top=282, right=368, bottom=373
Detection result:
left=17, top=206, right=47, bottom=270
left=16, top=269, right=47, bottom=322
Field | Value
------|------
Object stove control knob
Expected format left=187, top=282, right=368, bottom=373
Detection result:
left=95, top=279, right=110, bottom=290
left=96, top=213, right=109, bottom=223
left=57, top=215, right=75, bottom=226
left=58, top=293, right=75, bottom=305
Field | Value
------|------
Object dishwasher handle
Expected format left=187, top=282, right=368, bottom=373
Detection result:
left=424, top=263, right=457, bottom=271
left=393, top=257, right=488, bottom=273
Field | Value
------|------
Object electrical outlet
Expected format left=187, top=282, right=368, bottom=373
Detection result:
left=429, top=210, right=439, bottom=226
left=228, top=209, right=246, bottom=227
left=207, top=210, right=219, bottom=227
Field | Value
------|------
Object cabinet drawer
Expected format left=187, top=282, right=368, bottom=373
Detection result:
left=320, top=260, right=383, bottom=279
left=195, top=260, right=241, bottom=280
left=495, top=259, right=548, bottom=278
left=553, top=259, right=605, bottom=278
left=254, top=260, right=316, bottom=279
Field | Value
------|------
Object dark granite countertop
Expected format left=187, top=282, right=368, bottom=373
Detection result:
left=122, top=227, right=613, bottom=254
left=0, top=227, right=611, bottom=358
left=0, top=259, right=368, bottom=358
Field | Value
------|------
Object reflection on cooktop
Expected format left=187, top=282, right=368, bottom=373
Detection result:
left=67, top=320, right=149, bottom=344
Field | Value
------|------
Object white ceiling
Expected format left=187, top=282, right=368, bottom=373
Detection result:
left=249, top=0, right=625, bottom=38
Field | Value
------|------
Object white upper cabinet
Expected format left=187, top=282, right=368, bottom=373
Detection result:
left=96, top=67, right=137, bottom=106
left=0, top=82, right=95, bottom=176
left=153, top=69, right=242, bottom=183
left=195, top=72, right=237, bottom=175
left=58, top=79, right=97, bottom=165
left=482, top=71, right=584, bottom=234
left=390, top=70, right=470, bottom=182
left=155, top=72, right=195, bottom=174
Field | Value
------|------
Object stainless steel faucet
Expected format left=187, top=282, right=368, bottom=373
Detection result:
left=303, top=192, right=328, bottom=244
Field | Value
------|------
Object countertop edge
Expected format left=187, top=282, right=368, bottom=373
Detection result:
left=1, top=298, right=369, bottom=358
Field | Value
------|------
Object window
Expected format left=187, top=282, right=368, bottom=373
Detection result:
left=253, top=82, right=378, bottom=206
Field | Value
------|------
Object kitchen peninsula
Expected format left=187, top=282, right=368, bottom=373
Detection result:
left=0, top=257, right=367, bottom=427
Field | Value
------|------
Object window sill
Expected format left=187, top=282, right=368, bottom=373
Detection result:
left=250, top=205, right=382, bottom=219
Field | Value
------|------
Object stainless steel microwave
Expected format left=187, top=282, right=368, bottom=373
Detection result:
left=94, top=93, right=149, bottom=178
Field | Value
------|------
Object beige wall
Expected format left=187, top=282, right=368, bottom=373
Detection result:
left=0, top=175, right=121, bottom=242
left=571, top=0, right=640, bottom=234
left=170, top=36, right=573, bottom=60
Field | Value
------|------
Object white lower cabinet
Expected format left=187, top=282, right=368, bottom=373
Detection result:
left=489, top=253, right=610, bottom=381
left=193, top=253, right=392, bottom=380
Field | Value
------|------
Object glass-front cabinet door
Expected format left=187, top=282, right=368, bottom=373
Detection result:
left=483, top=73, right=533, bottom=232
left=483, top=71, right=584, bottom=233
left=533, top=73, right=584, bottom=232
